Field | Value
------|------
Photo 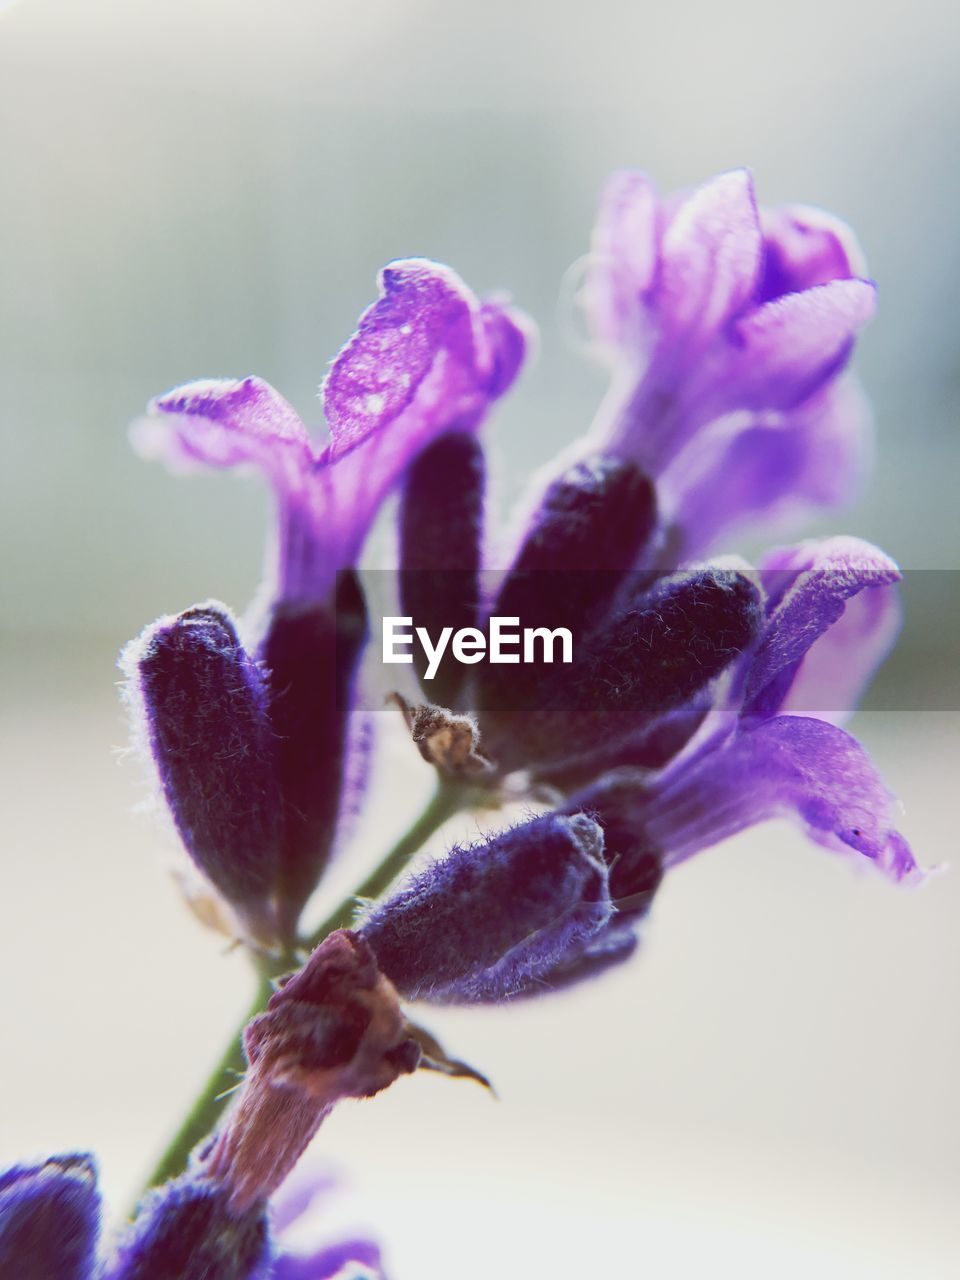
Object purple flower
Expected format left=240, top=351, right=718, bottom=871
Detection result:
left=121, top=603, right=285, bottom=943
left=396, top=447, right=761, bottom=783
left=0, top=1155, right=100, bottom=1280
left=542, top=534, right=922, bottom=989
left=582, top=169, right=874, bottom=557
left=268, top=1164, right=386, bottom=1280
left=123, top=262, right=529, bottom=942
left=0, top=1151, right=387, bottom=1280
left=133, top=260, right=529, bottom=608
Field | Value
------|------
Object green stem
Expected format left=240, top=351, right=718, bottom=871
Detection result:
left=140, top=975, right=272, bottom=1197
left=138, top=779, right=464, bottom=1201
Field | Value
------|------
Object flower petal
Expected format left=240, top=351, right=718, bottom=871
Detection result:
left=744, top=537, right=901, bottom=718
left=758, top=204, right=867, bottom=302
left=585, top=169, right=661, bottom=348
left=272, top=1240, right=384, bottom=1280
left=648, top=716, right=922, bottom=883
left=663, top=377, right=873, bottom=559
left=322, top=258, right=528, bottom=456
left=719, top=277, right=877, bottom=413
left=770, top=573, right=901, bottom=726
left=134, top=376, right=312, bottom=476
left=656, top=169, right=763, bottom=349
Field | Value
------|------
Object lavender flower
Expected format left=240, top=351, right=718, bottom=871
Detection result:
left=582, top=169, right=874, bottom=557
left=132, top=261, right=528, bottom=609
left=0, top=1152, right=385, bottom=1280
left=0, top=1155, right=100, bottom=1280
left=122, top=262, right=529, bottom=943
left=60, top=162, right=924, bottom=1278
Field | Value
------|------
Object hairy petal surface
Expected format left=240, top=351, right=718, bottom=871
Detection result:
left=758, top=204, right=866, bottom=302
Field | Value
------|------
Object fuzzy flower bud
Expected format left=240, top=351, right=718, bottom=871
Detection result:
left=0, top=1154, right=100, bottom=1280
left=359, top=812, right=612, bottom=1002
left=121, top=603, right=284, bottom=942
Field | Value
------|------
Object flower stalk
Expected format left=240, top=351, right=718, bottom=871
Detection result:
left=140, top=779, right=467, bottom=1197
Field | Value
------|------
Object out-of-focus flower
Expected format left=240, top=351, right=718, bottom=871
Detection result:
left=122, top=262, right=529, bottom=945
left=0, top=1151, right=387, bottom=1279
left=582, top=169, right=874, bottom=557
left=0, top=1155, right=100, bottom=1280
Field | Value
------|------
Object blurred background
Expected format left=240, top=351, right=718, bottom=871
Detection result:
left=1, top=1, right=958, bottom=1276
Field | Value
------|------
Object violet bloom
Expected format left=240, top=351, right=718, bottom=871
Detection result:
left=0, top=1155, right=100, bottom=1280
left=123, top=261, right=529, bottom=944
left=0, top=1152, right=385, bottom=1279
left=396, top=438, right=763, bottom=786
left=546, top=536, right=920, bottom=985
left=582, top=169, right=875, bottom=558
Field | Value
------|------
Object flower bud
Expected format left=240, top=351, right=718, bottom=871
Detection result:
left=109, top=1175, right=270, bottom=1280
left=399, top=432, right=485, bottom=707
left=359, top=812, right=612, bottom=1002
left=489, top=569, right=762, bottom=774
left=478, top=456, right=656, bottom=718
left=0, top=1154, right=100, bottom=1280
left=255, top=571, right=368, bottom=933
left=122, top=604, right=282, bottom=940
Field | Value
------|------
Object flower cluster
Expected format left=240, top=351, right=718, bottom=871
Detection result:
left=3, top=169, right=923, bottom=1278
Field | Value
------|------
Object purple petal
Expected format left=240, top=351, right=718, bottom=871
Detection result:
left=0, top=1155, right=101, bottom=1280
left=322, top=258, right=528, bottom=455
left=744, top=537, right=901, bottom=718
left=272, top=1239, right=384, bottom=1280
left=715, top=277, right=877, bottom=414
left=655, top=169, right=762, bottom=350
left=767, top=568, right=901, bottom=726
left=585, top=169, right=661, bottom=348
left=647, top=716, right=922, bottom=883
left=663, top=376, right=873, bottom=559
left=758, top=204, right=867, bottom=302
left=134, top=376, right=312, bottom=475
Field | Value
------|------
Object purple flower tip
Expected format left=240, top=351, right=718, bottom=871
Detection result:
left=322, top=257, right=530, bottom=457
left=583, top=168, right=878, bottom=554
